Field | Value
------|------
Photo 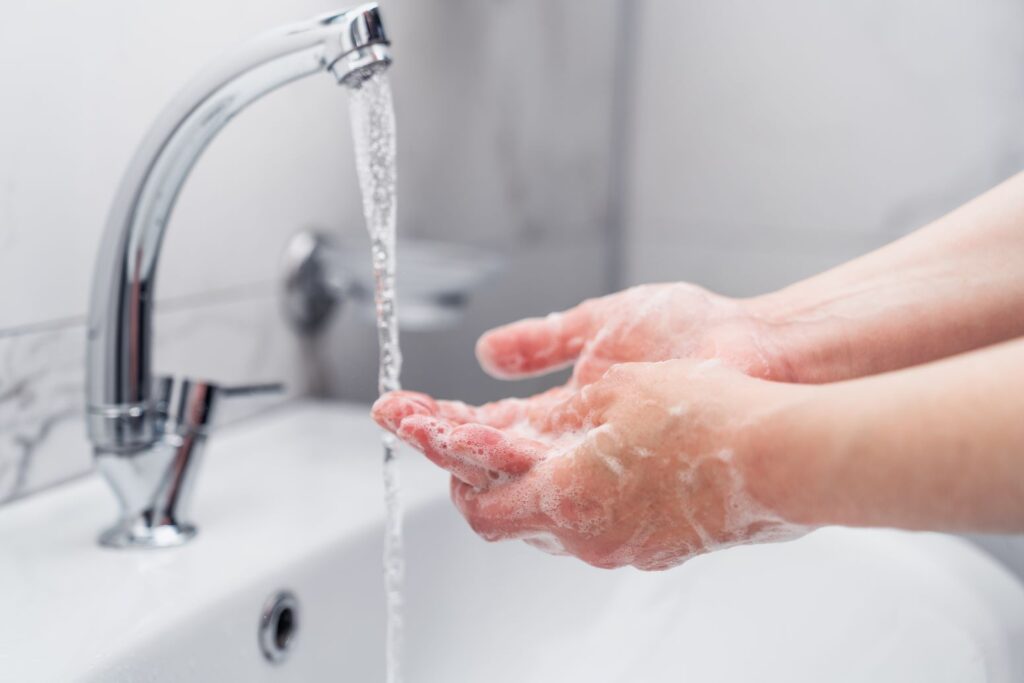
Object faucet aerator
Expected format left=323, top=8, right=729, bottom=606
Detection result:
left=331, top=43, right=392, bottom=87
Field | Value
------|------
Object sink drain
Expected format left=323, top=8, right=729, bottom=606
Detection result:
left=259, top=590, right=299, bottom=664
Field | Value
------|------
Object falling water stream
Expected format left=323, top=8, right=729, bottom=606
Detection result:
left=349, top=72, right=404, bottom=683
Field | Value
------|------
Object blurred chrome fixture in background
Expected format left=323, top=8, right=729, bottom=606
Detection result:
left=282, top=229, right=503, bottom=335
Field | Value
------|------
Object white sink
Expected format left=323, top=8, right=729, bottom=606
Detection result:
left=3, top=402, right=1023, bottom=682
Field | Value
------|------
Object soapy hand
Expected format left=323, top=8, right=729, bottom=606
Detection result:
left=475, top=283, right=792, bottom=386
left=372, top=174, right=1024, bottom=567
left=372, top=359, right=808, bottom=570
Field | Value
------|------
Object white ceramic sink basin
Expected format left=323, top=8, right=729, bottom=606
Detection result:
left=3, top=402, right=1024, bottom=682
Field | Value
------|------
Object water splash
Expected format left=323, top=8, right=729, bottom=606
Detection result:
left=349, top=72, right=403, bottom=683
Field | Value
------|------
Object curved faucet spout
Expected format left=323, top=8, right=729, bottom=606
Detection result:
left=86, top=4, right=390, bottom=453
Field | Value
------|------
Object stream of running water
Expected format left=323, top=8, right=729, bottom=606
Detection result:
left=349, top=71, right=403, bottom=683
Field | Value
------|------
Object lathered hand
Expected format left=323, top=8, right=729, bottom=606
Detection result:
left=373, top=360, right=807, bottom=570
left=375, top=337, right=1024, bottom=569
left=475, top=283, right=794, bottom=385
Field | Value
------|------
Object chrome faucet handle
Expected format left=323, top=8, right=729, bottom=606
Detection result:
left=97, top=377, right=285, bottom=549
left=163, top=377, right=286, bottom=436
left=220, top=382, right=287, bottom=396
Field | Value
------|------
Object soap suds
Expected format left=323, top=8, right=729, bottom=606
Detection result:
left=668, top=403, right=689, bottom=417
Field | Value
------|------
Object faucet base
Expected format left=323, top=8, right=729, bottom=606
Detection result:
left=98, top=520, right=197, bottom=549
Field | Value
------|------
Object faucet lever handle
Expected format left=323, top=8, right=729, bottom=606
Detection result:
left=214, top=382, right=287, bottom=432
left=158, top=376, right=286, bottom=435
left=220, top=382, right=287, bottom=398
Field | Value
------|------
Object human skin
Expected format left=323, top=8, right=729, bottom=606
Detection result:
left=372, top=172, right=1024, bottom=569
left=475, top=172, right=1024, bottom=388
left=746, top=171, right=1024, bottom=382
left=374, top=361, right=807, bottom=570
left=761, top=338, right=1024, bottom=534
left=373, top=340, right=1024, bottom=569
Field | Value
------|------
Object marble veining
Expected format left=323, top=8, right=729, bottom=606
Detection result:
left=0, top=325, right=83, bottom=502
left=0, top=291, right=303, bottom=505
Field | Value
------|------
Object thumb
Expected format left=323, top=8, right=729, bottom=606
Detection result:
left=475, top=298, right=602, bottom=379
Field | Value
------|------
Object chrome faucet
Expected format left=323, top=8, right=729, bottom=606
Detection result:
left=86, top=4, right=391, bottom=548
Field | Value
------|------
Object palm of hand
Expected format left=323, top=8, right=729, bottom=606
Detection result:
left=373, top=359, right=803, bottom=570
left=372, top=282, right=804, bottom=569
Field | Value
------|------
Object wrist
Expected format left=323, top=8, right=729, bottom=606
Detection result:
left=738, top=291, right=855, bottom=384
left=737, top=290, right=839, bottom=385
left=736, top=381, right=837, bottom=528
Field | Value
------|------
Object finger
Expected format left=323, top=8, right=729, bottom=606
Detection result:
left=399, top=414, right=548, bottom=482
left=447, top=423, right=548, bottom=477
left=435, top=386, right=570, bottom=430
left=396, top=415, right=492, bottom=488
left=518, top=380, right=617, bottom=435
left=434, top=398, right=526, bottom=428
left=571, top=354, right=618, bottom=387
left=371, top=390, right=439, bottom=432
left=475, top=299, right=603, bottom=379
left=450, top=477, right=549, bottom=541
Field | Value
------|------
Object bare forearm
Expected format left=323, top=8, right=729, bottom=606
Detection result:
left=763, top=339, right=1024, bottom=533
left=748, top=171, right=1024, bottom=382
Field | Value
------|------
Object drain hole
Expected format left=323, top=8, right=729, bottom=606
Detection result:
left=260, top=590, right=299, bottom=664
left=275, top=605, right=295, bottom=650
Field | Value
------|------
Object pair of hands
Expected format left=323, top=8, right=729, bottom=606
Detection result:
left=375, top=174, right=1024, bottom=568
left=373, top=284, right=809, bottom=570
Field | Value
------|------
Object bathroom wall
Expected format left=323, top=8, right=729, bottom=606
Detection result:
left=623, top=0, right=1024, bottom=293
left=0, top=0, right=621, bottom=504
